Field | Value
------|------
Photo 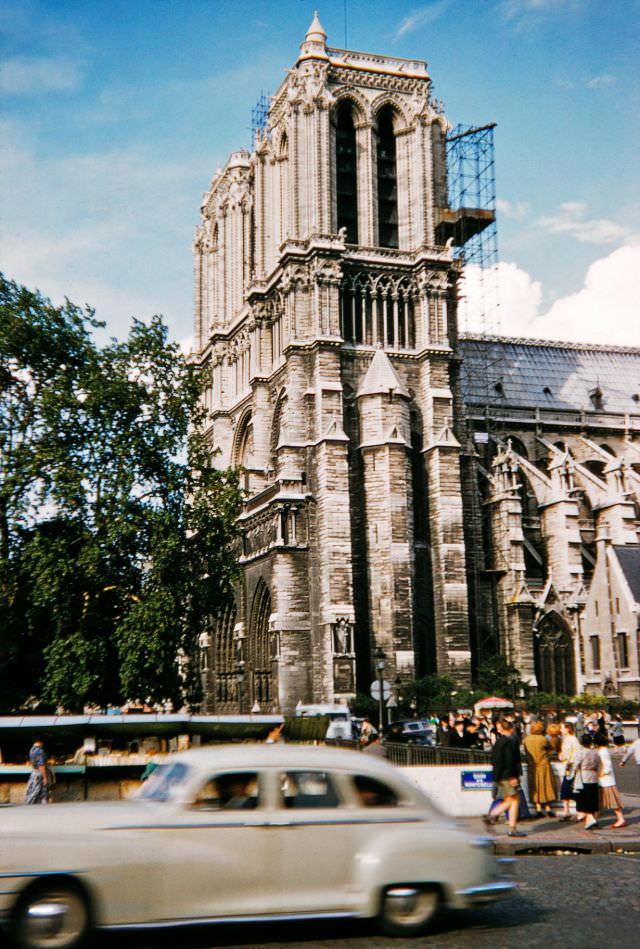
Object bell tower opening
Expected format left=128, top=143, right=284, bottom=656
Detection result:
left=335, top=102, right=358, bottom=244
left=376, top=106, right=398, bottom=248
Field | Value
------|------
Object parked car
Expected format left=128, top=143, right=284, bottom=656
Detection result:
left=383, top=719, right=436, bottom=745
left=295, top=702, right=356, bottom=740
left=0, top=744, right=514, bottom=948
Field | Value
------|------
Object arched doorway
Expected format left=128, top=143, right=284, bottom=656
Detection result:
left=250, top=580, right=274, bottom=709
left=534, top=613, right=576, bottom=695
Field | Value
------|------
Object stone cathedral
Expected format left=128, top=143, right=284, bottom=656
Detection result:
left=193, top=15, right=640, bottom=713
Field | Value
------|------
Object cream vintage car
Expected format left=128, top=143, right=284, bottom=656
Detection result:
left=0, top=744, right=515, bottom=948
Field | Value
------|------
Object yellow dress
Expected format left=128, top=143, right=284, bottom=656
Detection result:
left=523, top=734, right=557, bottom=805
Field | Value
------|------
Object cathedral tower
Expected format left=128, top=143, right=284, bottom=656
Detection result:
left=194, top=14, right=474, bottom=711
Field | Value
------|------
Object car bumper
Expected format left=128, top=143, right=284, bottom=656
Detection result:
left=454, top=880, right=517, bottom=905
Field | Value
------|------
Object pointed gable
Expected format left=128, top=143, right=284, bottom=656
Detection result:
left=356, top=348, right=410, bottom=399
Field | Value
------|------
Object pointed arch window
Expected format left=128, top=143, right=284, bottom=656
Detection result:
left=335, top=102, right=358, bottom=244
left=376, top=107, right=398, bottom=248
left=251, top=581, right=273, bottom=707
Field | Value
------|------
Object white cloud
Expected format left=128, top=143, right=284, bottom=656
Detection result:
left=0, top=56, right=82, bottom=94
left=537, top=202, right=632, bottom=245
left=460, top=246, right=640, bottom=346
left=500, top=0, right=580, bottom=22
left=394, top=1, right=451, bottom=40
left=587, top=74, right=616, bottom=89
left=536, top=245, right=640, bottom=345
left=496, top=198, right=530, bottom=220
left=459, top=261, right=542, bottom=335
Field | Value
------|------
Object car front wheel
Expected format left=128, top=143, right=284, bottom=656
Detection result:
left=11, top=878, right=91, bottom=949
left=377, top=883, right=440, bottom=937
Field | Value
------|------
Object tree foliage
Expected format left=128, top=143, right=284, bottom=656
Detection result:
left=0, top=274, right=241, bottom=712
left=475, top=654, right=524, bottom=698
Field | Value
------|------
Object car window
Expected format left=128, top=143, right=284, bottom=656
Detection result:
left=192, top=771, right=259, bottom=810
left=280, top=770, right=340, bottom=808
left=352, top=774, right=399, bottom=807
left=136, top=762, right=191, bottom=801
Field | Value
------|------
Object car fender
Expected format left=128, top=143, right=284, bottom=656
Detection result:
left=350, top=823, right=477, bottom=915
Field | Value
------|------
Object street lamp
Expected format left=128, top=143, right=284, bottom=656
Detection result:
left=374, top=646, right=386, bottom=734
left=235, top=660, right=246, bottom=714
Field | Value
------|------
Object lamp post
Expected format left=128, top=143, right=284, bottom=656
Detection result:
left=235, top=660, right=246, bottom=714
left=374, top=646, right=386, bottom=734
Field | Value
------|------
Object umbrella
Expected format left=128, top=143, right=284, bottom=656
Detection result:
left=474, top=696, right=514, bottom=712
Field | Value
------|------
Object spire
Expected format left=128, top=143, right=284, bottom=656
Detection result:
left=356, top=349, right=410, bottom=400
left=299, top=10, right=329, bottom=61
left=307, top=10, right=326, bottom=42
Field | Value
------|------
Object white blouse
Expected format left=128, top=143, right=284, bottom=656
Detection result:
left=597, top=746, right=616, bottom=788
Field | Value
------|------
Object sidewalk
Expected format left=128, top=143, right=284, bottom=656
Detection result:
left=463, top=792, right=640, bottom=855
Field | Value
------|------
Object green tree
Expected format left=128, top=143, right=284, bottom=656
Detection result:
left=0, top=274, right=241, bottom=712
left=403, top=674, right=456, bottom=715
left=476, top=654, right=523, bottom=699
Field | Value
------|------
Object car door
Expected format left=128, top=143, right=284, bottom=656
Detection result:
left=155, top=769, right=275, bottom=922
left=266, top=768, right=361, bottom=914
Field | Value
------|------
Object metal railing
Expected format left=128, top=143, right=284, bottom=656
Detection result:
left=383, top=743, right=492, bottom=767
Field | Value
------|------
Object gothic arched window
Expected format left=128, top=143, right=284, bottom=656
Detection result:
left=534, top=614, right=576, bottom=696
left=335, top=102, right=358, bottom=244
left=376, top=106, right=398, bottom=248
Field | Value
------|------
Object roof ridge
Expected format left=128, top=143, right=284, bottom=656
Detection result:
left=459, top=333, right=640, bottom=355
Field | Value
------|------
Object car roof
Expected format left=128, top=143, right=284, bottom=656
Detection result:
left=170, top=743, right=398, bottom=777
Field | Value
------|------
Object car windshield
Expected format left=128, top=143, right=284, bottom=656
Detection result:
left=135, top=761, right=191, bottom=801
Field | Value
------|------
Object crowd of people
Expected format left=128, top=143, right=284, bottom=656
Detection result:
left=477, top=708, right=636, bottom=836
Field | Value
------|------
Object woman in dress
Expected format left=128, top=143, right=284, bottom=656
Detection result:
left=595, top=733, right=626, bottom=827
left=523, top=720, right=557, bottom=817
left=558, top=721, right=581, bottom=820
left=573, top=733, right=600, bottom=829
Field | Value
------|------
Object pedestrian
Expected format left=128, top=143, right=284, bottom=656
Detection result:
left=575, top=709, right=585, bottom=741
left=359, top=718, right=376, bottom=745
left=594, top=733, right=626, bottom=828
left=620, top=735, right=640, bottom=790
left=483, top=717, right=527, bottom=837
left=558, top=721, right=581, bottom=820
left=572, top=733, right=600, bottom=830
left=546, top=721, right=562, bottom=759
left=523, top=720, right=557, bottom=817
left=449, top=718, right=472, bottom=748
left=24, top=738, right=51, bottom=805
left=611, top=714, right=625, bottom=747
left=436, top=716, right=451, bottom=746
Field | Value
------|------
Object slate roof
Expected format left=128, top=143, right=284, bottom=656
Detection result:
left=459, top=335, right=640, bottom=415
left=614, top=546, right=640, bottom=607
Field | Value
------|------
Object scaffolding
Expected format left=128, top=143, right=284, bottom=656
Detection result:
left=444, top=123, right=504, bottom=668
left=445, top=122, right=499, bottom=337
left=250, top=93, right=270, bottom=148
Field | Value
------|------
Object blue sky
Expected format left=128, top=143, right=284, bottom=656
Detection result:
left=1, top=0, right=638, bottom=346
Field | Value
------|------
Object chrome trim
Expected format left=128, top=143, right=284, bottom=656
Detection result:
left=101, top=910, right=358, bottom=931
left=469, top=835, right=493, bottom=848
left=27, top=903, right=67, bottom=920
left=456, top=881, right=517, bottom=899
left=104, top=816, right=423, bottom=831
left=0, top=871, right=86, bottom=879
